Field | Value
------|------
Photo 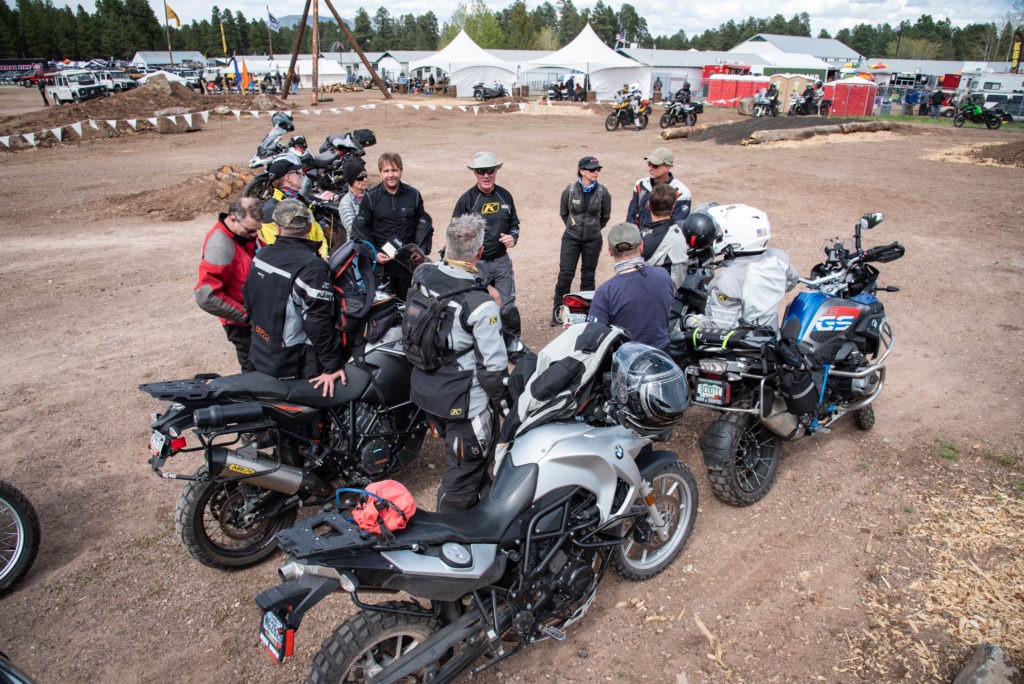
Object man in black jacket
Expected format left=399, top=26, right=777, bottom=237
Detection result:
left=351, top=151, right=432, bottom=300
left=244, top=199, right=347, bottom=396
left=452, top=151, right=522, bottom=336
left=551, top=155, right=612, bottom=326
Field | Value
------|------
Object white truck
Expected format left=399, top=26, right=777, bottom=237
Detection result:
left=94, top=69, right=138, bottom=94
left=45, top=69, right=106, bottom=104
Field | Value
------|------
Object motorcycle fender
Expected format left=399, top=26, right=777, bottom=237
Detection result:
left=255, top=574, right=338, bottom=630
left=636, top=449, right=680, bottom=480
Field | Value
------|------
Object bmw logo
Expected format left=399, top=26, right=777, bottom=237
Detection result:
left=614, top=446, right=624, bottom=460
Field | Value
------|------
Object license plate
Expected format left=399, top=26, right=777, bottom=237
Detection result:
left=563, top=312, right=588, bottom=328
left=148, top=431, right=166, bottom=455
left=260, top=610, right=292, bottom=663
left=695, top=378, right=728, bottom=406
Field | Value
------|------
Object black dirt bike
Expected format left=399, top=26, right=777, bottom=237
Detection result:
left=140, top=341, right=428, bottom=569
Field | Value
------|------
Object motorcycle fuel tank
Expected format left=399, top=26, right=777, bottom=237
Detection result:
left=783, top=292, right=883, bottom=356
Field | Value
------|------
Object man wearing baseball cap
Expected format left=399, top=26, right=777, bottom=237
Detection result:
left=625, top=147, right=692, bottom=233
left=452, top=151, right=522, bottom=337
left=550, top=155, right=612, bottom=326
left=244, top=199, right=347, bottom=396
left=259, top=156, right=329, bottom=258
left=588, top=222, right=674, bottom=350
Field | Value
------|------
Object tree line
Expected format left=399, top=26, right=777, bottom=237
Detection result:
left=0, top=0, right=1018, bottom=65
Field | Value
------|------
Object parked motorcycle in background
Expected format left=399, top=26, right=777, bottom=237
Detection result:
left=255, top=327, right=698, bottom=682
left=787, top=92, right=832, bottom=116
left=0, top=480, right=40, bottom=596
left=684, top=212, right=904, bottom=506
left=473, top=82, right=509, bottom=101
left=953, top=100, right=1002, bottom=129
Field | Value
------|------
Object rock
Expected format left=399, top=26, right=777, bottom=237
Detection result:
left=155, top=107, right=202, bottom=134
left=214, top=105, right=232, bottom=116
left=737, top=96, right=755, bottom=116
left=140, top=75, right=173, bottom=95
left=952, top=643, right=1020, bottom=684
left=252, top=94, right=276, bottom=110
left=215, top=182, right=233, bottom=199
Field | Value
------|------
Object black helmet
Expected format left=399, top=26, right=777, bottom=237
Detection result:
left=271, top=112, right=294, bottom=132
left=267, top=154, right=303, bottom=179
left=682, top=211, right=718, bottom=250
left=611, top=343, right=689, bottom=434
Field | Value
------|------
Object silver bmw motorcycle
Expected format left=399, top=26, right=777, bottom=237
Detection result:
left=255, top=328, right=698, bottom=682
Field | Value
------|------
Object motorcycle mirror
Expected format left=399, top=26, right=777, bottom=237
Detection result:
left=859, top=212, right=884, bottom=230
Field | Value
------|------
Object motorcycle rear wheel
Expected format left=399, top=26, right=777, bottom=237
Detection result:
left=604, top=112, right=620, bottom=131
left=700, top=415, right=781, bottom=507
left=612, top=460, right=698, bottom=580
left=953, top=113, right=966, bottom=128
left=473, top=90, right=484, bottom=102
left=637, top=113, right=649, bottom=130
left=659, top=111, right=674, bottom=129
left=176, top=465, right=297, bottom=569
left=685, top=112, right=697, bottom=127
left=985, top=115, right=1002, bottom=130
left=243, top=173, right=275, bottom=202
left=0, top=481, right=40, bottom=596
left=306, top=601, right=443, bottom=684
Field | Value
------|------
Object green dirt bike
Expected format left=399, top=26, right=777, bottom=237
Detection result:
left=953, top=101, right=1002, bottom=130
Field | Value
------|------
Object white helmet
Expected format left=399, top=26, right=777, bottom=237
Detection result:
left=630, top=83, right=641, bottom=92
left=705, top=204, right=771, bottom=256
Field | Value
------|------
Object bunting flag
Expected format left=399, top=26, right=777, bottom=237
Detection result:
left=165, top=3, right=180, bottom=27
left=23, top=132, right=36, bottom=146
left=472, top=106, right=479, bottom=116
left=89, top=120, right=99, bottom=129
left=106, top=120, right=117, bottom=130
left=50, top=127, right=63, bottom=141
left=412, top=104, right=420, bottom=110
left=183, top=113, right=193, bottom=126
left=0, top=135, right=9, bottom=147
left=457, top=106, right=467, bottom=112
left=231, top=110, right=241, bottom=120
left=267, top=8, right=280, bottom=32
left=396, top=104, right=405, bottom=110
left=126, top=119, right=137, bottom=129
left=70, top=122, right=82, bottom=136
left=250, top=110, right=259, bottom=118
left=167, top=115, right=178, bottom=124
left=199, top=111, right=210, bottom=122
left=146, top=117, right=158, bottom=126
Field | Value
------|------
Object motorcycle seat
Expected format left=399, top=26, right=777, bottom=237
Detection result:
left=210, top=368, right=372, bottom=408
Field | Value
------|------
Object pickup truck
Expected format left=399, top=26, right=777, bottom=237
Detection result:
left=45, top=69, right=106, bottom=104
left=19, top=69, right=57, bottom=87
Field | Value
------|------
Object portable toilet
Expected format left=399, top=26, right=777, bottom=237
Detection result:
left=825, top=77, right=877, bottom=116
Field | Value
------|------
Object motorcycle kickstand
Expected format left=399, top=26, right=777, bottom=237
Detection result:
left=640, top=480, right=671, bottom=542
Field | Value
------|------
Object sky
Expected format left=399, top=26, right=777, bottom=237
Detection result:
left=63, top=0, right=1019, bottom=39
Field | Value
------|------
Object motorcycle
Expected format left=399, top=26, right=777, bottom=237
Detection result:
left=787, top=92, right=832, bottom=116
left=606, top=96, right=651, bottom=131
left=753, top=93, right=779, bottom=118
left=684, top=212, right=905, bottom=506
left=659, top=99, right=703, bottom=128
left=953, top=101, right=1002, bottom=129
left=139, top=338, right=429, bottom=569
left=255, top=327, right=699, bottom=681
left=473, top=82, right=509, bottom=101
left=0, top=480, right=40, bottom=596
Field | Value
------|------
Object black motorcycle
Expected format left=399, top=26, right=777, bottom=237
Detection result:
left=659, top=99, right=703, bottom=128
left=787, top=92, right=832, bottom=116
left=473, top=82, right=509, bottom=101
left=140, top=341, right=428, bottom=569
left=0, top=480, right=40, bottom=596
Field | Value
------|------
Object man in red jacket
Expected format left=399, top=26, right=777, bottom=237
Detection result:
left=194, top=197, right=263, bottom=372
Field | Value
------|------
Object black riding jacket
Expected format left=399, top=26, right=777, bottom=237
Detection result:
left=351, top=181, right=433, bottom=254
left=452, top=185, right=520, bottom=260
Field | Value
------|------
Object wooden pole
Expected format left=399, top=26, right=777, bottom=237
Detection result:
left=281, top=0, right=311, bottom=101
left=310, top=0, right=320, bottom=105
left=321, top=0, right=391, bottom=100
left=164, top=6, right=174, bottom=68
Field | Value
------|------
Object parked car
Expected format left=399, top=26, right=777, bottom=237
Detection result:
left=45, top=69, right=105, bottom=104
left=93, top=69, right=138, bottom=93
left=0, top=70, right=25, bottom=85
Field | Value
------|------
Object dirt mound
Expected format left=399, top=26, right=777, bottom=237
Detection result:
left=104, top=164, right=255, bottom=222
left=0, top=79, right=288, bottom=138
left=969, top=140, right=1024, bottom=167
left=689, top=116, right=863, bottom=144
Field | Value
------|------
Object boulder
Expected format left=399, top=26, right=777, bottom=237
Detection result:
left=155, top=107, right=203, bottom=134
left=952, top=643, right=1020, bottom=684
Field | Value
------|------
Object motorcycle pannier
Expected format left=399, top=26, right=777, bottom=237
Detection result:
left=352, top=128, right=376, bottom=147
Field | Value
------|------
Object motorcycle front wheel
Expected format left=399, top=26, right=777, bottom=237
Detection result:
left=659, top=111, right=674, bottom=129
left=699, top=415, right=781, bottom=507
left=604, top=112, right=620, bottom=131
left=953, top=113, right=966, bottom=128
left=176, top=466, right=297, bottom=569
left=306, top=601, right=443, bottom=683
left=685, top=112, right=697, bottom=127
left=612, top=460, right=698, bottom=580
left=985, top=114, right=1002, bottom=130
left=0, top=481, right=40, bottom=595
left=243, top=173, right=275, bottom=202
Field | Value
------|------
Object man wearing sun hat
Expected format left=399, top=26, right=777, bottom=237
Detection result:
left=588, top=222, right=674, bottom=350
left=625, top=146, right=691, bottom=233
left=452, top=151, right=522, bottom=337
left=550, top=155, right=612, bottom=326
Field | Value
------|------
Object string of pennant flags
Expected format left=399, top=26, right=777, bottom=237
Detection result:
left=0, top=99, right=550, bottom=150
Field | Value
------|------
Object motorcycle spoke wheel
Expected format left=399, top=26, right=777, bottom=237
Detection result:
left=700, top=417, right=781, bottom=507
left=605, top=112, right=619, bottom=131
left=0, top=481, right=40, bottom=595
left=953, top=113, right=966, bottom=128
left=612, top=460, right=698, bottom=581
left=659, top=112, right=672, bottom=129
left=685, top=113, right=697, bottom=127
left=175, top=466, right=296, bottom=569
left=306, top=602, right=442, bottom=684
left=638, top=113, right=649, bottom=129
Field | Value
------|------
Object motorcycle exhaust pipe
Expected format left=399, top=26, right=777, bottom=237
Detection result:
left=209, top=447, right=331, bottom=497
left=194, top=403, right=263, bottom=428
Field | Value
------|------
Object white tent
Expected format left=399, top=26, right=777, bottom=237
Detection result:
left=219, top=58, right=349, bottom=87
left=519, top=24, right=650, bottom=100
left=409, top=30, right=516, bottom=97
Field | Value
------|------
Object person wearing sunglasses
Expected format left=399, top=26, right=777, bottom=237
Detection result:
left=259, top=157, right=329, bottom=258
left=338, top=156, right=369, bottom=242
left=451, top=151, right=522, bottom=337
left=625, top=146, right=692, bottom=234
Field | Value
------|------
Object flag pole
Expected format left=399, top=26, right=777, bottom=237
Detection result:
left=164, top=3, right=174, bottom=67
left=267, top=6, right=274, bottom=56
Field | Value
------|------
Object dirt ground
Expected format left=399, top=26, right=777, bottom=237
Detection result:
left=0, top=84, right=1022, bottom=683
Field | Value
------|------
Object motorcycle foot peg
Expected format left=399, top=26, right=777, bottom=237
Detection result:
left=542, top=625, right=567, bottom=641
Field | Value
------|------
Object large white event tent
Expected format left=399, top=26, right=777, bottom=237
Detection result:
left=519, top=24, right=651, bottom=100
left=408, top=30, right=517, bottom=97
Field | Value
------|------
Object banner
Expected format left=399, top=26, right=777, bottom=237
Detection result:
left=241, top=59, right=251, bottom=92
left=165, top=3, right=180, bottom=27
left=267, top=8, right=280, bottom=33
left=220, top=20, right=228, bottom=55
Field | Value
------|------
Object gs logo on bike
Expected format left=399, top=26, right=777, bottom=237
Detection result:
left=480, top=202, right=500, bottom=215
left=812, top=306, right=861, bottom=332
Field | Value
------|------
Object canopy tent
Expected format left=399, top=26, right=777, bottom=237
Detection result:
left=219, top=58, right=348, bottom=87
left=519, top=23, right=650, bottom=100
left=409, top=30, right=516, bottom=97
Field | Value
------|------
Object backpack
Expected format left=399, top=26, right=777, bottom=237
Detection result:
left=328, top=240, right=378, bottom=347
left=402, top=266, right=486, bottom=372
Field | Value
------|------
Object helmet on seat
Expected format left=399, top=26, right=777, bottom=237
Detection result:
left=681, top=211, right=718, bottom=250
left=611, top=343, right=689, bottom=434
left=271, top=112, right=294, bottom=131
left=705, top=204, right=771, bottom=256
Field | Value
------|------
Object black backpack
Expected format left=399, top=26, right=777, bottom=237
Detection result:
left=328, top=240, right=378, bottom=347
left=402, top=266, right=486, bottom=372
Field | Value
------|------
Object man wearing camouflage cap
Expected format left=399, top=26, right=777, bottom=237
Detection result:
left=244, top=199, right=347, bottom=396
left=625, top=146, right=691, bottom=233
